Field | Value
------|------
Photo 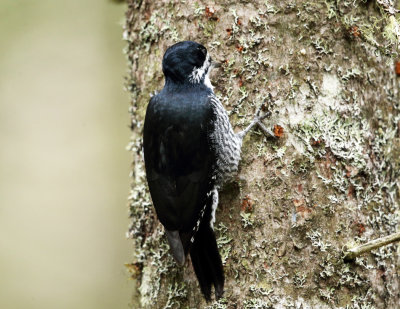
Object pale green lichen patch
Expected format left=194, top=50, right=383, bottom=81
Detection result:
left=320, top=73, right=342, bottom=109
left=215, top=222, right=233, bottom=265
left=295, top=112, right=370, bottom=168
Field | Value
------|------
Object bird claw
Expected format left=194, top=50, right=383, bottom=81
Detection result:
left=237, top=103, right=276, bottom=139
left=253, top=104, right=275, bottom=138
left=258, top=110, right=271, bottom=121
left=255, top=118, right=276, bottom=138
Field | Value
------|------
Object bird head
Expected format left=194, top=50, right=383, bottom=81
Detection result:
left=162, top=41, right=217, bottom=88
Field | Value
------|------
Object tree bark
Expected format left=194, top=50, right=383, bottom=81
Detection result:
left=124, top=1, right=400, bottom=308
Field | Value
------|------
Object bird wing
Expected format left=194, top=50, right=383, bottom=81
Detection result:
left=143, top=93, right=217, bottom=233
left=144, top=93, right=225, bottom=299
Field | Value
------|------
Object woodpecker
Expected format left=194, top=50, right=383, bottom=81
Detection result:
left=143, top=41, right=271, bottom=301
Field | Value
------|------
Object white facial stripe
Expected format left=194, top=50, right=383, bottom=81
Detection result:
left=189, top=53, right=210, bottom=84
left=204, top=72, right=213, bottom=91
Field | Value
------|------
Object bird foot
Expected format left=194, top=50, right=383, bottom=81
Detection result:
left=238, top=103, right=275, bottom=139
left=254, top=117, right=275, bottom=138
left=253, top=103, right=275, bottom=137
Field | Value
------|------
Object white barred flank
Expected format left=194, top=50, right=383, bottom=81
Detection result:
left=191, top=203, right=207, bottom=243
left=191, top=88, right=243, bottom=242
left=210, top=188, right=219, bottom=229
left=208, top=95, right=243, bottom=185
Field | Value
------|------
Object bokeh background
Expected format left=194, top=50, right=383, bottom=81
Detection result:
left=0, top=1, right=133, bottom=308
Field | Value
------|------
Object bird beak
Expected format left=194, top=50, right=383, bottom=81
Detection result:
left=211, top=59, right=222, bottom=68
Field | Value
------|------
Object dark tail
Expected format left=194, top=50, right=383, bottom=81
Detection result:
left=189, top=221, right=224, bottom=301
left=165, top=230, right=185, bottom=266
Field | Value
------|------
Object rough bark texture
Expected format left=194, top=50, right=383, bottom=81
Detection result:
left=125, top=1, right=400, bottom=308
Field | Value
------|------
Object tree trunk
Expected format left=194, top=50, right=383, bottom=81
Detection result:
left=124, top=0, right=400, bottom=308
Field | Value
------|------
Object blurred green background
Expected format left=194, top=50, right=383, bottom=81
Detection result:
left=0, top=1, right=133, bottom=308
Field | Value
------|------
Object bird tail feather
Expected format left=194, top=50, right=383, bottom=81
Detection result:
left=190, top=222, right=224, bottom=301
left=166, top=230, right=185, bottom=266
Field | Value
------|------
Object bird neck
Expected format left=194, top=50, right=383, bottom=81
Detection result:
left=164, top=77, right=213, bottom=93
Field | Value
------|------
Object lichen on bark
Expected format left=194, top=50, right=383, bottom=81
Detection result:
left=124, top=0, right=400, bottom=308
